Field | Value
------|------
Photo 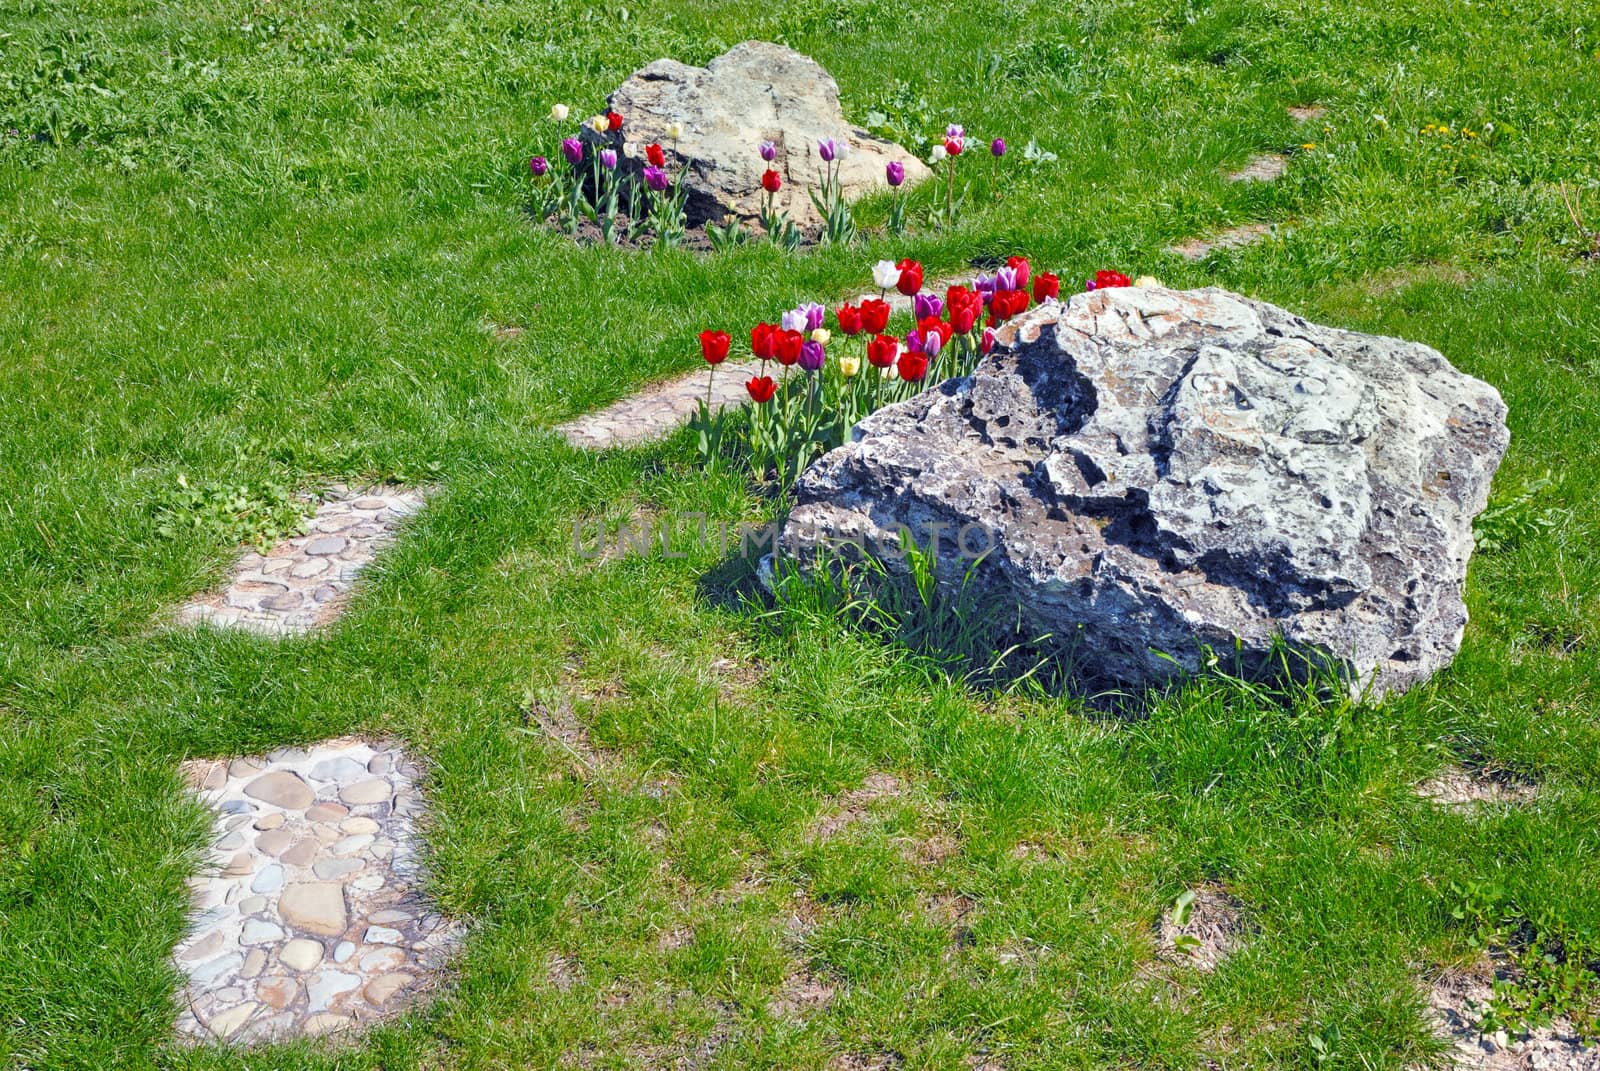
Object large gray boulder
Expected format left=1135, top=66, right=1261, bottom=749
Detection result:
left=582, top=41, right=930, bottom=228
left=779, top=286, right=1509, bottom=697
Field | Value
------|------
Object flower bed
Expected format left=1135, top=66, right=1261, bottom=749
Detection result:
left=691, top=260, right=1153, bottom=489
left=526, top=106, right=1013, bottom=251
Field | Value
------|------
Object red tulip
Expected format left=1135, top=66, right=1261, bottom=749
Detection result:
left=606, top=111, right=624, bottom=131
left=859, top=298, right=891, bottom=334
left=897, top=350, right=929, bottom=382
left=1006, top=255, right=1031, bottom=290
left=646, top=143, right=666, bottom=167
left=895, top=258, right=923, bottom=297
left=981, top=327, right=997, bottom=355
left=944, top=136, right=963, bottom=156
left=699, top=330, right=731, bottom=365
left=1093, top=269, right=1132, bottom=289
left=836, top=303, right=864, bottom=336
left=1033, top=272, right=1061, bottom=302
left=775, top=329, right=804, bottom=366
left=946, top=285, right=982, bottom=334
left=918, top=315, right=954, bottom=348
left=751, top=322, right=777, bottom=360
left=746, top=375, right=777, bottom=403
left=990, top=288, right=1030, bottom=322
left=762, top=169, right=782, bottom=193
left=866, top=333, right=900, bottom=368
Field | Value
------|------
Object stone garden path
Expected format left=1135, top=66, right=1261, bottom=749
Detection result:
left=177, top=486, right=425, bottom=635
left=175, top=738, right=459, bottom=1043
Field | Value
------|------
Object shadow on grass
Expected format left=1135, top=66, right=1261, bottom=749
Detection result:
left=698, top=538, right=1358, bottom=716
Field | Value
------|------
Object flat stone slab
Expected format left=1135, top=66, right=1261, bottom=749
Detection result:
left=1168, top=222, right=1273, bottom=261
left=174, top=738, right=460, bottom=1044
left=176, top=486, right=426, bottom=635
left=557, top=360, right=765, bottom=449
left=1228, top=153, right=1288, bottom=182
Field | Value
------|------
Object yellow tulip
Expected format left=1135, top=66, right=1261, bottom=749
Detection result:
left=1134, top=275, right=1164, bottom=289
left=810, top=328, right=831, bottom=345
left=839, top=356, right=860, bottom=378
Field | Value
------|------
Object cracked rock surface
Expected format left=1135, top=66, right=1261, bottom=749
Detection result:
left=780, top=286, right=1508, bottom=696
left=174, top=738, right=460, bottom=1043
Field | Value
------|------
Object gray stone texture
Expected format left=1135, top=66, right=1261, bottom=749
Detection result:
left=779, top=286, right=1509, bottom=697
left=581, top=41, right=931, bottom=228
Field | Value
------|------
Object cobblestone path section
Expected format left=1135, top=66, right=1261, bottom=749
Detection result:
left=177, top=487, right=425, bottom=635
left=174, top=738, right=460, bottom=1043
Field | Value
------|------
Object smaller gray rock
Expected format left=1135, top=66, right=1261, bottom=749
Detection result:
left=304, top=536, right=347, bottom=556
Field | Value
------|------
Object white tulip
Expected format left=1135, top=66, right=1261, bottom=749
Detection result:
left=550, top=103, right=570, bottom=122
left=666, top=121, right=684, bottom=140
left=929, top=144, right=948, bottom=164
left=872, top=260, right=900, bottom=289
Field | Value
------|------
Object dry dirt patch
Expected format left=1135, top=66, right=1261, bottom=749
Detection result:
left=1157, top=886, right=1249, bottom=973
left=1428, top=967, right=1600, bottom=1070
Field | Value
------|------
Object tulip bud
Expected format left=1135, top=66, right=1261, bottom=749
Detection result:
left=666, top=122, right=684, bottom=140
left=929, top=144, right=948, bottom=164
left=991, top=138, right=1006, bottom=157
left=759, top=139, right=777, bottom=161
left=600, top=148, right=617, bottom=170
left=818, top=138, right=837, bottom=163
left=550, top=103, right=570, bottom=122
left=886, top=161, right=906, bottom=187
left=529, top=156, right=549, bottom=177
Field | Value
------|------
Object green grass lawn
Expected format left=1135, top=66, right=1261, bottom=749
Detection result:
left=3, top=0, right=1600, bottom=1066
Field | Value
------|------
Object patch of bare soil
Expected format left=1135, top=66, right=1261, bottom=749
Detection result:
left=831, top=1054, right=905, bottom=1071
left=1416, top=766, right=1539, bottom=813
left=1427, top=967, right=1600, bottom=1070
left=767, top=968, right=837, bottom=1019
left=521, top=685, right=619, bottom=776
left=1157, top=886, right=1250, bottom=973
left=812, top=773, right=906, bottom=839
left=1288, top=105, right=1328, bottom=121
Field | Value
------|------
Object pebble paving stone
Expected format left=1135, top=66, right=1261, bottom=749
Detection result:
left=1168, top=222, right=1274, bottom=261
left=174, top=738, right=460, bottom=1044
left=1227, top=153, right=1289, bottom=182
left=176, top=486, right=426, bottom=636
left=556, top=278, right=963, bottom=451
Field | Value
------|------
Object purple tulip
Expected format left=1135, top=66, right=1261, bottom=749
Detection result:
left=913, top=292, right=944, bottom=321
left=759, top=139, right=777, bottom=161
left=781, top=309, right=809, bottom=333
left=799, top=302, right=826, bottom=332
left=994, top=266, right=1019, bottom=292
left=974, top=273, right=997, bottom=306
left=818, top=138, right=837, bottom=163
left=798, top=339, right=826, bottom=372
left=561, top=137, right=583, bottom=165
left=886, top=161, right=905, bottom=187
left=529, top=155, right=549, bottom=177
left=990, top=138, right=1006, bottom=157
left=643, top=165, right=669, bottom=192
left=946, top=123, right=965, bottom=139
left=921, top=329, right=943, bottom=358
left=1084, top=278, right=1097, bottom=291
left=600, top=148, right=617, bottom=170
